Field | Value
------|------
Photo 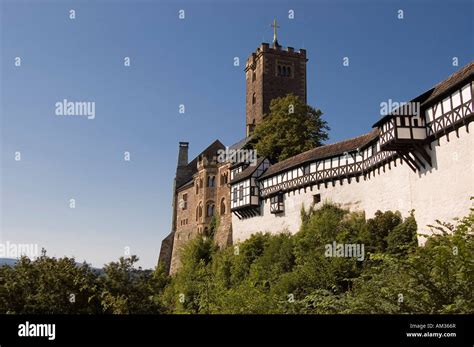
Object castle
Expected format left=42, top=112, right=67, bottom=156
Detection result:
left=159, top=28, right=474, bottom=275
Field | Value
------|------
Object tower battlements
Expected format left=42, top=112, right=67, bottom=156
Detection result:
left=245, top=43, right=307, bottom=71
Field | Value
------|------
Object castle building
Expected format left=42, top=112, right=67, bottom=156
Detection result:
left=159, top=25, right=474, bottom=275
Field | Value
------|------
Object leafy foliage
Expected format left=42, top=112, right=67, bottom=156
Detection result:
left=1, top=203, right=472, bottom=314
left=251, top=94, right=329, bottom=162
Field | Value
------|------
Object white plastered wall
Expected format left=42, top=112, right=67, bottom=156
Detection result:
left=232, top=127, right=473, bottom=243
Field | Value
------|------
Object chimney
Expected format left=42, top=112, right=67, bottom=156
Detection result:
left=177, top=142, right=189, bottom=167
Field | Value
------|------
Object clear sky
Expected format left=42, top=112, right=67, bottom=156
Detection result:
left=1, top=0, right=472, bottom=269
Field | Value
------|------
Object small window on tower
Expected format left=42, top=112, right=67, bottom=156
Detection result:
left=182, top=194, right=188, bottom=210
left=252, top=72, right=256, bottom=82
left=252, top=93, right=256, bottom=104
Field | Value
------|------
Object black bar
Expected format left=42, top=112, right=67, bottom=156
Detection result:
left=0, top=314, right=472, bottom=345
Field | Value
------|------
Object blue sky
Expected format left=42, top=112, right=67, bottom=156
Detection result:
left=1, top=0, right=472, bottom=268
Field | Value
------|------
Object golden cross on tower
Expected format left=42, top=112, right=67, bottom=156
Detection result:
left=271, top=18, right=280, bottom=46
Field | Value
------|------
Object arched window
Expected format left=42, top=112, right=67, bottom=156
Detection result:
left=195, top=181, right=199, bottom=194
left=220, top=198, right=226, bottom=215
left=196, top=202, right=203, bottom=222
left=206, top=201, right=215, bottom=217
left=252, top=72, right=256, bottom=82
left=207, top=175, right=215, bottom=187
left=252, top=93, right=256, bottom=104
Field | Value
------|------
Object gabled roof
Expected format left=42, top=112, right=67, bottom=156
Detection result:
left=259, top=129, right=379, bottom=179
left=175, top=140, right=225, bottom=189
left=230, top=157, right=266, bottom=184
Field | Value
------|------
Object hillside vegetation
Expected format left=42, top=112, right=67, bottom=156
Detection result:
left=1, top=203, right=472, bottom=314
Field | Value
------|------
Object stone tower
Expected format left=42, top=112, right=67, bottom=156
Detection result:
left=245, top=21, right=308, bottom=136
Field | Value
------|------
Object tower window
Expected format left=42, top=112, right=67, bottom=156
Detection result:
left=277, top=63, right=293, bottom=77
left=182, top=194, right=188, bottom=210
left=207, top=175, right=215, bottom=187
left=206, top=202, right=215, bottom=217
left=252, top=72, right=256, bottom=82
left=252, top=93, right=256, bottom=104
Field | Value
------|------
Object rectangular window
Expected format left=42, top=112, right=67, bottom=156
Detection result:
left=182, top=194, right=188, bottom=210
left=239, top=185, right=243, bottom=201
left=233, top=188, right=237, bottom=203
left=313, top=194, right=321, bottom=204
left=270, top=194, right=284, bottom=214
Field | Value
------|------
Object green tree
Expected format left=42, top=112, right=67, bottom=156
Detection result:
left=100, top=255, right=165, bottom=314
left=386, top=211, right=418, bottom=255
left=0, top=250, right=101, bottom=314
left=251, top=94, right=329, bottom=162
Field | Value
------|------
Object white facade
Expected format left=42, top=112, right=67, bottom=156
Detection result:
left=233, top=127, right=473, bottom=242
left=231, top=80, right=474, bottom=243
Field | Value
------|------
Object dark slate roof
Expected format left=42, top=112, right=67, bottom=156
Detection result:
left=260, top=129, right=379, bottom=179
left=373, top=61, right=474, bottom=127
left=229, top=136, right=252, bottom=151
left=421, top=61, right=473, bottom=107
left=175, top=140, right=225, bottom=189
left=230, top=157, right=266, bottom=184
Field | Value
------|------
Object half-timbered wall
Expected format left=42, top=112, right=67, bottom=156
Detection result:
left=425, top=81, right=473, bottom=137
left=232, top=81, right=474, bottom=243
